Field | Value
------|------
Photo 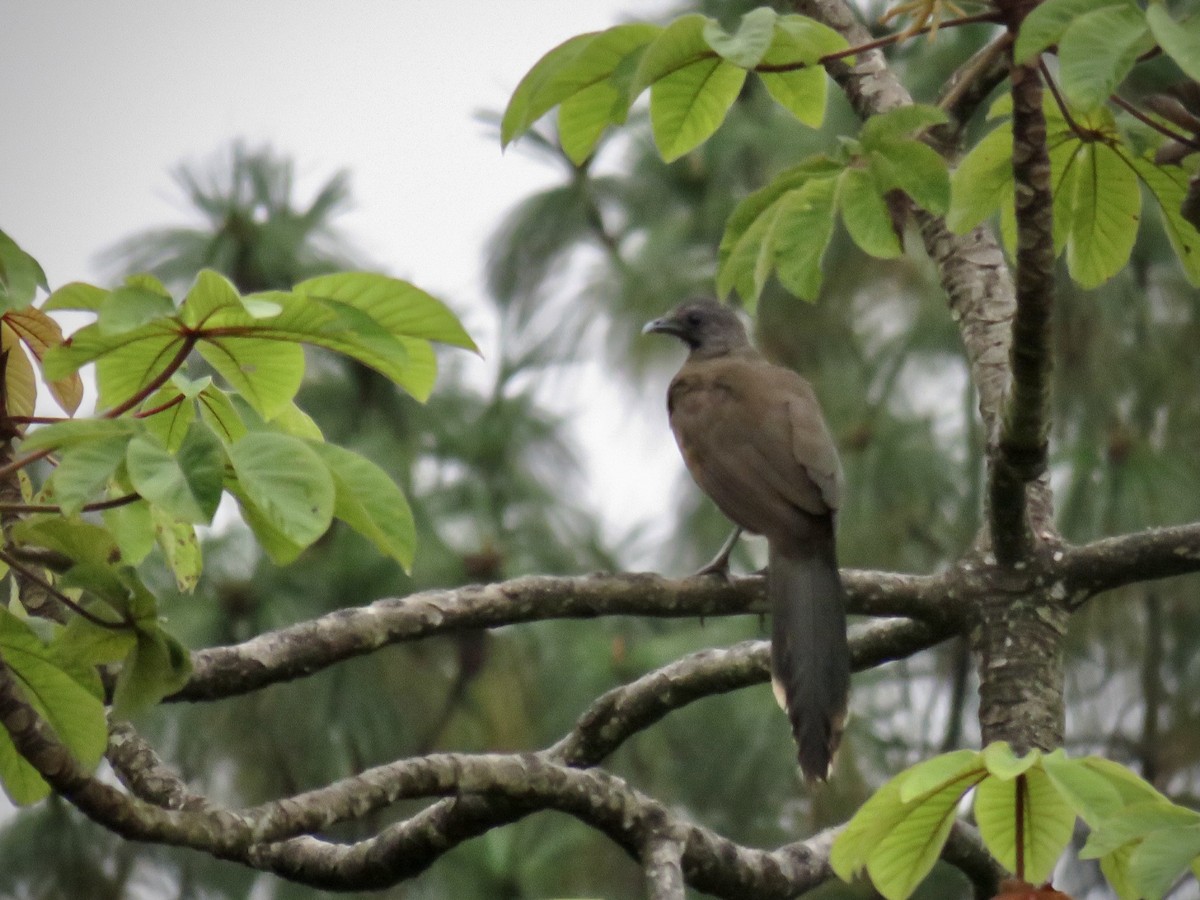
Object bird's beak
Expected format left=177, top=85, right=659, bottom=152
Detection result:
left=642, top=315, right=680, bottom=337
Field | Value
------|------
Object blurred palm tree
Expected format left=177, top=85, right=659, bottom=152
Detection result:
left=101, top=141, right=361, bottom=292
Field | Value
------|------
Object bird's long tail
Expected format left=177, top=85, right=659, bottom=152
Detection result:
left=768, top=536, right=850, bottom=782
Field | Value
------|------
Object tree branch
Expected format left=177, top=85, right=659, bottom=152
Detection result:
left=1061, top=522, right=1200, bottom=607
left=991, top=58, right=1056, bottom=563
left=175, top=569, right=952, bottom=702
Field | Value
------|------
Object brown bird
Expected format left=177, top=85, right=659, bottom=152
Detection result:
left=644, top=298, right=849, bottom=781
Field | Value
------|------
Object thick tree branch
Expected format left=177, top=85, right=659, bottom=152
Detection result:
left=175, top=569, right=951, bottom=702
left=1061, top=522, right=1200, bottom=607
left=991, top=58, right=1056, bottom=564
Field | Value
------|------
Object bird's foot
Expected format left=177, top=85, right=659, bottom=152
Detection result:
left=693, top=527, right=743, bottom=580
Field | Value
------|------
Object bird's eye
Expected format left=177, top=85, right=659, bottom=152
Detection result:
left=685, top=311, right=703, bottom=327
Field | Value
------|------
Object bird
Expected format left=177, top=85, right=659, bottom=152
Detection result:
left=643, top=298, right=850, bottom=781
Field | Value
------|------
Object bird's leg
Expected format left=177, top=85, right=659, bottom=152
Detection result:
left=694, top=526, right=743, bottom=579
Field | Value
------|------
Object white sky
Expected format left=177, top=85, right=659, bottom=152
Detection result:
left=1, top=1, right=682, bottom=559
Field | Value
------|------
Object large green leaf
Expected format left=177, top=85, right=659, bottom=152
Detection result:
left=42, top=319, right=182, bottom=401
left=102, top=497, right=156, bottom=567
left=866, top=779, right=972, bottom=900
left=975, top=769, right=1075, bottom=884
left=831, top=773, right=910, bottom=880
left=196, top=334, right=305, bottom=420
left=1081, top=801, right=1200, bottom=859
left=1040, top=752, right=1124, bottom=826
left=502, top=33, right=598, bottom=146
left=703, top=7, right=777, bottom=68
left=138, top=375, right=209, bottom=451
left=41, top=281, right=108, bottom=313
left=869, top=140, right=951, bottom=215
left=310, top=442, right=416, bottom=570
left=125, top=424, right=225, bottom=525
left=651, top=56, right=746, bottom=162
left=1147, top=3, right=1200, bottom=82
left=196, top=384, right=247, bottom=444
left=756, top=15, right=847, bottom=126
left=150, top=507, right=202, bottom=593
left=839, top=166, right=903, bottom=258
left=227, top=432, right=335, bottom=549
left=9, top=517, right=119, bottom=568
left=948, top=124, right=1013, bottom=234
left=1064, top=141, right=1140, bottom=287
left=0, top=230, right=48, bottom=313
left=633, top=14, right=712, bottom=93
left=897, top=749, right=984, bottom=802
left=1013, top=0, right=1126, bottom=64
left=178, top=269, right=244, bottom=329
left=773, top=176, right=838, bottom=301
left=0, top=608, right=107, bottom=804
left=226, top=481, right=306, bottom=565
left=1128, top=154, right=1200, bottom=286
left=111, top=626, right=192, bottom=717
left=1127, top=823, right=1200, bottom=899
left=1057, top=4, right=1151, bottom=113
left=47, top=436, right=134, bottom=516
left=97, top=286, right=176, bottom=335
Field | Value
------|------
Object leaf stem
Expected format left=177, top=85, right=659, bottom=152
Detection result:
left=1111, top=94, right=1200, bottom=154
left=755, top=12, right=1003, bottom=73
left=0, top=493, right=141, bottom=515
left=0, top=548, right=131, bottom=631
left=1014, top=773, right=1027, bottom=881
left=104, top=334, right=198, bottom=419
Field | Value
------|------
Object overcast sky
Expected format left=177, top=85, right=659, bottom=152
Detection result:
left=2, top=1, right=685, bottom=555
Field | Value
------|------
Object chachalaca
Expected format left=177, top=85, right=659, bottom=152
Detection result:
left=644, top=298, right=849, bottom=781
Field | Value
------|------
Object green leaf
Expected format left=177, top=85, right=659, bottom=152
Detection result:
left=756, top=15, right=847, bottom=126
left=759, top=67, right=828, bottom=128
left=0, top=230, right=48, bottom=313
left=502, top=24, right=662, bottom=148
left=1101, top=841, right=1141, bottom=900
left=1081, top=801, right=1200, bottom=859
left=860, top=105, right=948, bottom=148
left=47, top=436, right=134, bottom=516
left=1040, top=752, right=1125, bottom=826
left=502, top=33, right=598, bottom=146
left=1064, top=141, right=1140, bottom=287
left=832, top=772, right=909, bottom=880
left=703, top=7, right=777, bottom=68
left=898, top=749, right=984, bottom=802
left=56, top=614, right=137, bottom=668
left=1127, top=823, right=1200, bottom=899
left=41, top=319, right=181, bottom=399
left=294, top=272, right=478, bottom=366
left=633, top=14, right=712, bottom=94
left=310, top=442, right=416, bottom=570
left=651, top=56, right=747, bottom=162
left=1128, top=154, right=1200, bottom=286
left=0, top=608, right=107, bottom=801
left=42, top=281, right=109, bottom=312
left=1058, top=5, right=1151, bottom=113
left=111, top=626, right=192, bottom=717
left=196, top=384, right=246, bottom=444
left=20, top=418, right=138, bottom=454
left=271, top=402, right=325, bottom=441
left=1080, top=755, right=1168, bottom=806
left=97, top=286, right=176, bottom=335
left=138, top=377, right=208, bottom=451
left=123, top=273, right=171, bottom=298
left=773, top=175, right=838, bottom=301
left=10, top=517, right=119, bottom=568
left=178, top=269, right=243, bottom=328
left=983, top=742, right=1040, bottom=779
left=126, top=425, right=224, bottom=525
left=227, top=432, right=335, bottom=549
left=1148, top=4, right=1200, bottom=82
left=226, top=481, right=306, bottom=565
left=102, top=498, right=156, bottom=567
left=975, top=769, right=1075, bottom=883
left=1013, top=0, right=1125, bottom=64
left=839, top=167, right=903, bottom=258
left=948, top=124, right=1013, bottom=234
left=870, top=140, right=951, bottom=215
left=196, top=334, right=304, bottom=420
left=150, top=508, right=202, bottom=593
left=866, top=779, right=973, bottom=900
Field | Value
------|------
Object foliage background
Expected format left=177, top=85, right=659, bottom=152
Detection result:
left=4, top=1, right=1200, bottom=898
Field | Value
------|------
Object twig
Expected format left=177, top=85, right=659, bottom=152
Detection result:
left=0, top=549, right=130, bottom=630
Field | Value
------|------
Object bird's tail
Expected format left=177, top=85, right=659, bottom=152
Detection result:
left=768, top=538, right=850, bottom=782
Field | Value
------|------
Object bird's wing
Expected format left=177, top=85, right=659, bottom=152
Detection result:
left=668, top=358, right=838, bottom=544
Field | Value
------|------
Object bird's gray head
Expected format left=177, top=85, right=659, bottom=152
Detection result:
left=642, top=299, right=752, bottom=358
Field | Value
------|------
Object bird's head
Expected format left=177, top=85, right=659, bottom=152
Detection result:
left=642, top=299, right=752, bottom=358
